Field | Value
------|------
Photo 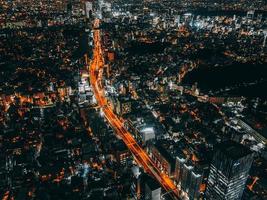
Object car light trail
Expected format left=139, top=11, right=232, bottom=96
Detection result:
left=88, top=19, right=179, bottom=199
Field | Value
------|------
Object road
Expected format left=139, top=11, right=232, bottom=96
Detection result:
left=88, top=19, right=179, bottom=199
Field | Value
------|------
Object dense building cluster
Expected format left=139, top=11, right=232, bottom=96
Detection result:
left=0, top=0, right=267, bottom=200
left=98, top=0, right=267, bottom=199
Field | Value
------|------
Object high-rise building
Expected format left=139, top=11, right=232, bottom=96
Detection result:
left=150, top=142, right=176, bottom=177
left=188, top=168, right=203, bottom=200
left=175, top=153, right=203, bottom=200
left=205, top=141, right=254, bottom=200
left=144, top=175, right=161, bottom=200
left=175, top=153, right=186, bottom=185
left=181, top=162, right=194, bottom=192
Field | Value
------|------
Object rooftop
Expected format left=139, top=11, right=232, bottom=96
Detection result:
left=217, top=140, right=253, bottom=160
left=143, top=174, right=161, bottom=191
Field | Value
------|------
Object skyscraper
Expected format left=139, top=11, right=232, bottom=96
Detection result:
left=181, top=162, right=194, bottom=192
left=205, top=141, right=254, bottom=200
left=188, top=168, right=203, bottom=200
left=175, top=153, right=203, bottom=200
left=175, top=153, right=186, bottom=186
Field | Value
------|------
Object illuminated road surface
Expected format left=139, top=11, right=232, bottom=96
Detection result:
left=89, top=19, right=179, bottom=199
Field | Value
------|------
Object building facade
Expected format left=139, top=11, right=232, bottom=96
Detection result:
left=205, top=141, right=254, bottom=200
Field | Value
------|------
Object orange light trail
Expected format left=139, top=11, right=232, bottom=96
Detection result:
left=88, top=19, right=179, bottom=199
left=248, top=176, right=259, bottom=191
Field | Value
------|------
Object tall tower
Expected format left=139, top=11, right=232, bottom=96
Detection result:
left=205, top=141, right=254, bottom=200
left=175, top=153, right=186, bottom=186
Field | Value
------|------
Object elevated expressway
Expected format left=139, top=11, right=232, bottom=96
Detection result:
left=89, top=19, right=179, bottom=199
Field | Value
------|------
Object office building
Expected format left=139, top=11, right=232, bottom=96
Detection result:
left=175, top=153, right=186, bottom=185
left=144, top=175, right=161, bottom=200
left=188, top=168, right=203, bottom=200
left=150, top=142, right=176, bottom=177
left=206, top=141, right=254, bottom=200
left=175, top=153, right=203, bottom=200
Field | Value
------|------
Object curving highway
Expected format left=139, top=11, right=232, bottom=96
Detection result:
left=88, top=19, right=179, bottom=199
